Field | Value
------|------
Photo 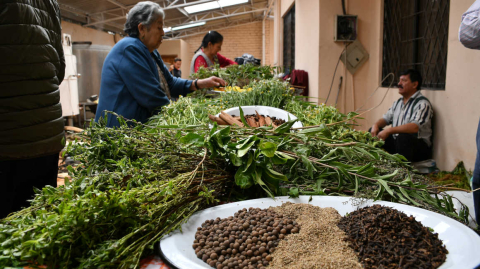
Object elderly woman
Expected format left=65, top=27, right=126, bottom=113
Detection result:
left=95, top=1, right=225, bottom=127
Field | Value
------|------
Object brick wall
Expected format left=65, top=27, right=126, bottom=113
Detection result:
left=182, top=21, right=273, bottom=73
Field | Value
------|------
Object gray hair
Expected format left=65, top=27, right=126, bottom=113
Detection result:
left=124, top=1, right=165, bottom=37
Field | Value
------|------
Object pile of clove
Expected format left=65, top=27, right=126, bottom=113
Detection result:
left=338, top=205, right=448, bottom=269
left=209, top=111, right=285, bottom=128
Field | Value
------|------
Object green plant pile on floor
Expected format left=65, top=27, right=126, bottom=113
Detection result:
left=189, top=64, right=278, bottom=87
left=427, top=161, right=472, bottom=190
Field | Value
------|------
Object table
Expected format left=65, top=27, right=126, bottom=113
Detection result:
left=78, top=102, right=98, bottom=127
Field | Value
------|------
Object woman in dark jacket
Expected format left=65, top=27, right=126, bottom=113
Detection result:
left=0, top=0, right=66, bottom=218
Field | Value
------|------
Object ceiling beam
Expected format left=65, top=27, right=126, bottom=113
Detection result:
left=59, top=3, right=124, bottom=30
left=90, top=0, right=213, bottom=16
left=167, top=18, right=261, bottom=39
left=105, top=0, right=127, bottom=9
left=165, top=5, right=267, bottom=27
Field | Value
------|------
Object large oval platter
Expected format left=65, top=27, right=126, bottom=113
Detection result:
left=159, top=196, right=480, bottom=269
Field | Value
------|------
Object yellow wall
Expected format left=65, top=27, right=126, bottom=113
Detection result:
left=274, top=0, right=479, bottom=171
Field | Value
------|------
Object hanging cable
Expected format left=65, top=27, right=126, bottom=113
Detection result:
left=325, top=46, right=348, bottom=104
left=342, top=0, right=347, bottom=15
left=355, top=72, right=395, bottom=113
left=334, top=76, right=343, bottom=106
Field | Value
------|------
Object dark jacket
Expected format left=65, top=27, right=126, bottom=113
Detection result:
left=0, top=0, right=66, bottom=161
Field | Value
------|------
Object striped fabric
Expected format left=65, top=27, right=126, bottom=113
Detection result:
left=383, top=91, right=433, bottom=146
left=459, top=0, right=480, bottom=49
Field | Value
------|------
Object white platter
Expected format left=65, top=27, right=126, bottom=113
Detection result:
left=215, top=105, right=303, bottom=128
left=159, top=196, right=480, bottom=269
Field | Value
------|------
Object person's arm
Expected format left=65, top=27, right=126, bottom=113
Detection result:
left=117, top=46, right=170, bottom=112
left=217, top=53, right=237, bottom=67
left=190, top=77, right=226, bottom=91
left=194, top=56, right=208, bottom=73
left=154, top=54, right=193, bottom=97
left=459, top=0, right=480, bottom=49
left=378, top=100, right=432, bottom=141
left=153, top=52, right=225, bottom=93
left=51, top=0, right=66, bottom=83
left=371, top=118, right=388, bottom=137
left=377, top=123, right=419, bottom=141
left=371, top=102, right=395, bottom=137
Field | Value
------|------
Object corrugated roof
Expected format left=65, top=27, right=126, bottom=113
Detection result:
left=58, top=0, right=270, bottom=35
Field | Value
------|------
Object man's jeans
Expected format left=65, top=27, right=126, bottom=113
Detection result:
left=473, top=120, right=480, bottom=224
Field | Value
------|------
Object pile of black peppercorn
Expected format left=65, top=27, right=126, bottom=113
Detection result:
left=193, top=207, right=300, bottom=269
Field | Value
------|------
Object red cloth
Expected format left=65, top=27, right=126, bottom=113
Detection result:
left=291, top=69, right=309, bottom=96
left=193, top=49, right=237, bottom=73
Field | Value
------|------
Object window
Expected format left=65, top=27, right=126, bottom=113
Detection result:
left=382, top=0, right=450, bottom=90
left=283, top=5, right=295, bottom=71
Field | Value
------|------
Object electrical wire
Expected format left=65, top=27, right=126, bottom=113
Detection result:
left=355, top=72, right=395, bottom=113
left=334, top=76, right=343, bottom=106
left=325, top=46, right=347, bottom=104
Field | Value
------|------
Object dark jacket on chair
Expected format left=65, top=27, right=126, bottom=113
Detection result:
left=0, top=0, right=66, bottom=161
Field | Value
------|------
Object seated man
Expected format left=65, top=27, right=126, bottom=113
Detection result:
left=370, top=69, right=433, bottom=162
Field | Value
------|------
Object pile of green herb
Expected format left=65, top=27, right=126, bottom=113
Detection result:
left=0, top=115, right=471, bottom=268
left=0, top=119, right=232, bottom=269
left=0, top=62, right=474, bottom=268
left=190, top=64, right=278, bottom=87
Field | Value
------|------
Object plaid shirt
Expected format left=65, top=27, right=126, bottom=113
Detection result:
left=459, top=0, right=480, bottom=49
left=383, top=91, right=433, bottom=146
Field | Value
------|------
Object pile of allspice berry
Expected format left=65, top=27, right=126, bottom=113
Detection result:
left=193, top=207, right=300, bottom=269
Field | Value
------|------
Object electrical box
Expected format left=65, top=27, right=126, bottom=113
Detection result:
left=334, top=15, right=357, bottom=42
left=340, top=40, right=369, bottom=75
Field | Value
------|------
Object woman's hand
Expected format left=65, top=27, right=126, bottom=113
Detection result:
left=198, top=76, right=226, bottom=89
left=190, top=76, right=226, bottom=91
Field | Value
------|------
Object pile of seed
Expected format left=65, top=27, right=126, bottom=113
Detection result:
left=193, top=207, right=300, bottom=269
left=338, top=204, right=448, bottom=269
left=267, top=202, right=362, bottom=269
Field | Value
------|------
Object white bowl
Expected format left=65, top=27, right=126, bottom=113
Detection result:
left=215, top=105, right=303, bottom=128
left=159, top=196, right=480, bottom=269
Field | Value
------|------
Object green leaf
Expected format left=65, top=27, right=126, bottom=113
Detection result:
left=254, top=169, right=274, bottom=197
left=298, top=124, right=331, bottom=137
left=67, top=165, right=75, bottom=175
left=259, top=141, right=277, bottom=158
left=238, top=140, right=256, bottom=157
left=274, top=120, right=297, bottom=134
left=229, top=153, right=243, bottom=166
left=399, top=187, right=421, bottom=206
left=272, top=152, right=289, bottom=164
left=301, top=156, right=317, bottom=179
left=238, top=106, right=249, bottom=127
left=236, top=135, right=257, bottom=149
left=180, top=133, right=205, bottom=146
left=377, top=178, right=395, bottom=197
left=288, top=187, right=299, bottom=198
left=235, top=135, right=257, bottom=157
left=372, top=170, right=398, bottom=180
left=264, top=167, right=287, bottom=182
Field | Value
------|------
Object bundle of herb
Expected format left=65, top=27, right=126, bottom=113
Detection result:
left=0, top=119, right=232, bottom=269
left=190, top=64, right=278, bottom=87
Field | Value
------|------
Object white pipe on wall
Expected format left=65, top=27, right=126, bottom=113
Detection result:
left=262, top=13, right=266, bottom=65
